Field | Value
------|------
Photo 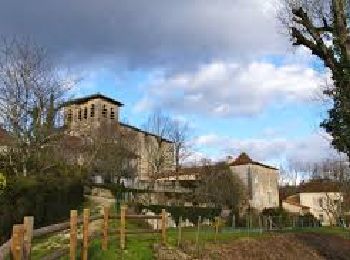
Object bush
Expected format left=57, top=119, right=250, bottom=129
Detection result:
left=0, top=175, right=85, bottom=244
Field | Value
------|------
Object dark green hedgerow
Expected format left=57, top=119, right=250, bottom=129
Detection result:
left=0, top=174, right=85, bottom=244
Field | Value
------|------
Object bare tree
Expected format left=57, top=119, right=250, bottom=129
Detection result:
left=168, top=119, right=192, bottom=173
left=143, top=110, right=174, bottom=178
left=0, top=38, right=74, bottom=176
left=319, top=192, right=343, bottom=226
left=194, top=162, right=247, bottom=211
left=90, top=124, right=139, bottom=183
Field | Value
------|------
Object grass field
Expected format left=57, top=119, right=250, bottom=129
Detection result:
left=20, top=199, right=350, bottom=260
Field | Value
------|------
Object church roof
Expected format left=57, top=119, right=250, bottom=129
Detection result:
left=64, top=93, right=124, bottom=107
left=230, top=152, right=278, bottom=170
left=119, top=122, right=173, bottom=143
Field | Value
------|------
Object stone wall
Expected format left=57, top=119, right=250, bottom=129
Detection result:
left=230, top=164, right=279, bottom=211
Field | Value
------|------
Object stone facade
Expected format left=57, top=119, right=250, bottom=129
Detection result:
left=299, top=192, right=342, bottom=226
left=229, top=153, right=279, bottom=211
left=63, top=94, right=175, bottom=180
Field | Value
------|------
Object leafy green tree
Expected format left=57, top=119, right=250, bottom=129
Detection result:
left=280, top=0, right=350, bottom=157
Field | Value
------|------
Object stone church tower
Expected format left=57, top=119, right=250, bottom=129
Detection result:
left=63, top=93, right=175, bottom=180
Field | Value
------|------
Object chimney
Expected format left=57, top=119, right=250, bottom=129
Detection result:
left=226, top=155, right=234, bottom=164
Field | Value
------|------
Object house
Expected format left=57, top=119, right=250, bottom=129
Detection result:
left=229, top=153, right=280, bottom=211
left=62, top=93, right=175, bottom=181
left=283, top=192, right=342, bottom=226
left=282, top=194, right=310, bottom=215
left=152, top=153, right=280, bottom=211
left=282, top=180, right=343, bottom=226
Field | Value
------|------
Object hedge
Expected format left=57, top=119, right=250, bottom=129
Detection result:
left=0, top=175, right=85, bottom=244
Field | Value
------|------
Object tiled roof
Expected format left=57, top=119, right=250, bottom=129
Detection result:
left=230, top=152, right=278, bottom=170
left=284, top=194, right=310, bottom=210
left=299, top=179, right=341, bottom=193
left=119, top=122, right=173, bottom=143
left=64, top=93, right=124, bottom=107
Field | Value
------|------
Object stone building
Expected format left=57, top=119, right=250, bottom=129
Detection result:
left=283, top=192, right=343, bottom=226
left=63, top=93, right=175, bottom=181
left=282, top=180, right=344, bottom=226
left=229, top=153, right=279, bottom=211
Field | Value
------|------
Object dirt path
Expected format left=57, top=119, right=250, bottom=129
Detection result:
left=202, top=233, right=350, bottom=260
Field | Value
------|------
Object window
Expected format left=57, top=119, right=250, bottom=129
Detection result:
left=267, top=191, right=272, bottom=205
left=90, top=104, right=95, bottom=117
left=319, top=214, right=324, bottom=223
left=110, top=107, right=115, bottom=119
left=78, top=108, right=82, bottom=120
left=319, top=198, right=324, bottom=208
left=102, top=104, right=107, bottom=118
left=83, top=107, right=88, bottom=119
left=67, top=109, right=72, bottom=122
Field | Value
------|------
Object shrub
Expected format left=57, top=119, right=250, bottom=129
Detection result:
left=0, top=175, right=85, bottom=244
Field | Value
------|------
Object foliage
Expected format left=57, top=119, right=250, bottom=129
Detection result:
left=194, top=163, right=246, bottom=211
left=143, top=110, right=193, bottom=178
left=279, top=0, right=350, bottom=157
left=88, top=129, right=139, bottom=182
left=0, top=173, right=85, bottom=244
left=0, top=37, right=75, bottom=177
left=261, top=207, right=289, bottom=217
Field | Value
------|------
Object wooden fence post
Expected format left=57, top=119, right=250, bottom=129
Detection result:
left=258, top=215, right=262, bottom=234
left=214, top=217, right=219, bottom=243
left=269, top=216, right=272, bottom=230
left=102, top=206, right=109, bottom=250
left=23, top=216, right=34, bottom=260
left=177, top=216, right=182, bottom=247
left=11, top=224, right=24, bottom=260
left=232, top=214, right=235, bottom=229
left=120, top=205, right=126, bottom=250
left=70, top=210, right=77, bottom=260
left=161, top=209, right=167, bottom=245
left=82, top=208, right=90, bottom=260
left=195, top=216, right=201, bottom=249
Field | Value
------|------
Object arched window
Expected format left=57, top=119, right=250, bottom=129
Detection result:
left=78, top=108, right=82, bottom=120
left=67, top=109, right=72, bottom=122
left=110, top=107, right=115, bottom=119
left=83, top=107, right=88, bottom=119
left=90, top=104, right=95, bottom=117
left=102, top=104, right=107, bottom=118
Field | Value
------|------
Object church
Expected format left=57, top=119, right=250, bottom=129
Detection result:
left=62, top=93, right=175, bottom=181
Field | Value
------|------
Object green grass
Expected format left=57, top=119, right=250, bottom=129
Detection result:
left=80, top=225, right=269, bottom=260
left=24, top=198, right=350, bottom=260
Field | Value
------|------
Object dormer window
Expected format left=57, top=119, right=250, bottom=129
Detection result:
left=90, top=104, right=95, bottom=117
left=102, top=104, right=107, bottom=118
left=110, top=107, right=115, bottom=119
left=78, top=108, right=82, bottom=120
left=83, top=107, right=88, bottom=119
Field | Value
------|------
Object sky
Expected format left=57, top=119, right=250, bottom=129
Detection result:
left=0, top=0, right=341, bottom=167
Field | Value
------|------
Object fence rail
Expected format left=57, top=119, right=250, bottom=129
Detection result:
left=0, top=205, right=167, bottom=260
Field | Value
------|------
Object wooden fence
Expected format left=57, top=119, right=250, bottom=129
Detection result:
left=0, top=205, right=167, bottom=260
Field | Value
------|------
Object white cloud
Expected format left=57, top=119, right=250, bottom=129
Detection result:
left=135, top=61, right=326, bottom=117
left=192, top=132, right=338, bottom=165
